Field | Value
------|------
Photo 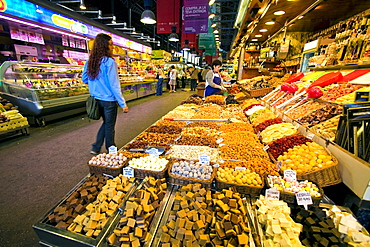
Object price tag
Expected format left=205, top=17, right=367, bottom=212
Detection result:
left=235, top=167, right=247, bottom=171
left=265, top=188, right=280, bottom=200
left=108, top=145, right=118, bottom=155
left=199, top=155, right=210, bottom=165
left=219, top=143, right=225, bottom=147
left=145, top=148, right=161, bottom=157
left=307, top=133, right=314, bottom=140
left=257, top=131, right=261, bottom=137
left=213, top=163, right=220, bottom=168
left=216, top=138, right=224, bottom=144
left=276, top=161, right=283, bottom=171
left=263, top=145, right=270, bottom=151
left=296, top=191, right=313, bottom=210
left=284, top=169, right=297, bottom=181
left=123, top=167, right=134, bottom=178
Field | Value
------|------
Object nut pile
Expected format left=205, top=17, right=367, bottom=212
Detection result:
left=255, top=117, right=283, bottom=133
left=146, top=125, right=182, bottom=135
left=167, top=145, right=218, bottom=163
left=219, top=122, right=255, bottom=133
left=181, top=127, right=219, bottom=137
left=310, top=115, right=341, bottom=141
left=134, top=132, right=178, bottom=144
left=287, top=101, right=326, bottom=120
left=176, top=135, right=219, bottom=148
left=268, top=135, right=313, bottom=160
left=260, top=123, right=297, bottom=143
left=128, top=156, right=169, bottom=171
left=186, top=121, right=220, bottom=130
left=88, top=153, right=127, bottom=168
left=267, top=175, right=321, bottom=197
left=299, top=104, right=343, bottom=127
left=217, top=167, right=263, bottom=187
left=204, top=95, right=225, bottom=105
left=181, top=96, right=203, bottom=105
left=154, top=120, right=187, bottom=127
left=171, top=160, right=213, bottom=180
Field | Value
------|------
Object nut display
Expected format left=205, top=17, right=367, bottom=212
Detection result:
left=107, top=177, right=167, bottom=246
left=278, top=142, right=336, bottom=174
left=186, top=121, right=220, bottom=130
left=171, top=160, right=213, bottom=180
left=181, top=96, right=203, bottom=105
left=118, top=151, right=149, bottom=159
left=260, top=123, right=297, bottom=143
left=217, top=167, right=263, bottom=187
left=88, top=153, right=127, bottom=168
left=204, top=95, right=225, bottom=105
left=67, top=175, right=135, bottom=237
left=298, top=104, right=343, bottom=127
left=163, top=107, right=196, bottom=119
left=167, top=145, right=219, bottom=163
left=267, top=175, right=321, bottom=197
left=176, top=135, right=219, bottom=148
left=220, top=107, right=246, bottom=121
left=146, top=125, right=182, bottom=135
left=310, top=115, right=341, bottom=141
left=154, top=120, right=187, bottom=127
left=268, top=135, right=313, bottom=160
left=128, top=156, right=169, bottom=171
left=219, top=122, right=255, bottom=133
left=134, top=132, right=178, bottom=144
left=254, top=117, right=283, bottom=133
left=123, top=141, right=169, bottom=153
left=181, top=127, right=219, bottom=137
left=271, top=94, right=294, bottom=107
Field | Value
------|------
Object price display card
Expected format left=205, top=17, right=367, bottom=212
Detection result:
left=145, top=148, right=161, bottom=157
left=283, top=169, right=297, bottom=181
left=199, top=154, right=210, bottom=165
left=235, top=167, right=247, bottom=171
left=108, top=145, right=118, bottom=155
left=296, top=191, right=313, bottom=210
left=265, top=188, right=280, bottom=200
left=123, top=167, right=134, bottom=178
left=263, top=145, right=270, bottom=151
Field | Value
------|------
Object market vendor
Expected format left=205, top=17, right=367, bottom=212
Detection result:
left=205, top=59, right=226, bottom=97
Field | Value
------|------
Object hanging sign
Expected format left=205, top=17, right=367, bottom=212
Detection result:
left=183, top=0, right=208, bottom=33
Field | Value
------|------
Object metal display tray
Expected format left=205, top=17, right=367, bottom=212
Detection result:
left=32, top=175, right=138, bottom=247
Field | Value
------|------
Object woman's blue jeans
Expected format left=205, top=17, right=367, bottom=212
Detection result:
left=92, top=100, right=118, bottom=152
left=156, top=78, right=163, bottom=96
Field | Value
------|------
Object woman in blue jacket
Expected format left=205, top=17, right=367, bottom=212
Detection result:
left=82, top=33, right=129, bottom=155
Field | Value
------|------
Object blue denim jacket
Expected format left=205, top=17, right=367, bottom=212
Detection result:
left=82, top=57, right=126, bottom=108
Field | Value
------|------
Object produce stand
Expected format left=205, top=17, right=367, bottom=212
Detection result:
left=0, top=124, right=29, bottom=137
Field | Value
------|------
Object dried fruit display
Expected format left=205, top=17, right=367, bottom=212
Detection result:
left=267, top=175, right=321, bottom=197
left=219, top=160, right=279, bottom=177
left=134, top=132, right=178, bottom=144
left=185, top=121, right=220, bottom=130
left=271, top=93, right=294, bottom=107
left=220, top=107, right=247, bottom=121
left=167, top=145, right=218, bottom=162
left=163, top=108, right=196, bottom=119
left=217, top=167, right=263, bottom=187
left=240, top=98, right=260, bottom=109
left=123, top=141, right=170, bottom=152
left=249, top=108, right=271, bottom=123
left=268, top=135, right=313, bottom=160
left=251, top=110, right=276, bottom=126
left=219, top=122, right=254, bottom=133
left=118, top=151, right=149, bottom=159
left=204, top=95, right=225, bottom=105
left=181, top=96, right=203, bottom=105
left=154, top=120, right=187, bottom=127
left=219, top=142, right=269, bottom=161
left=176, top=135, right=218, bottom=148
left=320, top=84, right=362, bottom=102
left=287, top=101, right=327, bottom=120
left=146, top=125, right=182, bottom=134
left=245, top=105, right=266, bottom=116
left=310, top=115, right=341, bottom=141
left=255, top=118, right=283, bottom=133
left=278, top=142, right=336, bottom=175
left=220, top=131, right=259, bottom=144
left=181, top=127, right=219, bottom=137
left=335, top=86, right=370, bottom=104
left=299, top=104, right=343, bottom=127
left=260, top=123, right=297, bottom=143
left=243, top=103, right=263, bottom=112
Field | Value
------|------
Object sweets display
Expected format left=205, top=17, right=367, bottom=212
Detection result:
left=260, top=123, right=297, bottom=143
left=255, top=117, right=283, bottom=133
left=204, top=95, right=225, bottom=105
left=298, top=104, right=343, bottom=127
left=176, top=135, right=219, bottom=148
left=319, top=84, right=362, bottom=102
left=134, top=132, right=179, bottom=144
left=167, top=145, right=219, bottom=163
left=286, top=101, right=327, bottom=120
left=310, top=115, right=341, bottom=141
left=107, top=177, right=167, bottom=246
left=67, top=175, right=135, bottom=237
left=217, top=167, right=263, bottom=187
left=171, top=160, right=213, bottom=180
left=128, top=156, right=169, bottom=171
left=88, top=153, right=127, bottom=168
left=266, top=175, right=321, bottom=197
left=268, top=135, right=313, bottom=160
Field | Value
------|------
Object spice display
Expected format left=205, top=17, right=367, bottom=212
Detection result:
left=267, top=175, right=322, bottom=197
left=134, top=132, right=178, bottom=144
left=260, top=123, right=297, bottom=143
left=171, top=160, right=213, bottom=180
left=176, top=135, right=218, bottom=148
left=278, top=142, right=336, bottom=174
left=167, top=145, right=218, bottom=162
left=185, top=121, right=220, bottom=130
left=204, top=95, right=225, bottom=105
left=128, top=156, right=169, bottom=171
left=181, top=127, right=219, bottom=137
left=181, top=96, right=203, bottom=105
left=268, top=135, right=313, bottom=160
left=299, top=104, right=343, bottom=127
left=217, top=167, right=263, bottom=187
left=219, top=122, right=255, bottom=133
left=320, top=84, right=362, bottom=102
left=107, top=177, right=167, bottom=246
left=145, top=125, right=182, bottom=135
left=154, top=120, right=187, bottom=127
left=310, top=115, right=341, bottom=141
left=287, top=101, right=327, bottom=120
left=88, top=153, right=127, bottom=168
left=255, top=117, right=283, bottom=133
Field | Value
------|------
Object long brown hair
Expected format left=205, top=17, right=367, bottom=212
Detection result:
left=87, top=33, right=113, bottom=80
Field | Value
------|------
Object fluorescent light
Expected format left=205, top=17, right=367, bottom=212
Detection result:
left=255, top=34, right=262, bottom=37
left=209, top=13, right=215, bottom=19
left=265, top=21, right=275, bottom=25
left=111, top=16, right=116, bottom=24
left=209, top=0, right=215, bottom=5
left=234, top=0, right=250, bottom=28
left=80, top=0, right=86, bottom=10
left=259, top=29, right=268, bottom=32
left=298, top=15, right=304, bottom=19
left=251, top=39, right=258, bottom=41
left=273, top=10, right=285, bottom=15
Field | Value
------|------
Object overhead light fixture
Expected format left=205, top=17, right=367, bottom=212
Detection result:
left=211, top=23, right=217, bottom=28
left=79, top=0, right=86, bottom=9
left=265, top=21, right=275, bottom=25
left=209, top=13, right=215, bottom=19
left=111, top=16, right=116, bottom=24
left=169, top=26, right=179, bottom=42
left=255, top=34, right=262, bottom=37
left=209, top=0, right=215, bottom=5
left=213, top=29, right=219, bottom=34
left=157, top=41, right=160, bottom=46
left=298, top=15, right=304, bottom=19
left=259, top=29, right=268, bottom=32
left=251, top=39, right=258, bottom=41
left=98, top=10, right=102, bottom=19
left=273, top=10, right=285, bottom=15
left=183, top=39, right=190, bottom=50
left=140, top=0, right=156, bottom=24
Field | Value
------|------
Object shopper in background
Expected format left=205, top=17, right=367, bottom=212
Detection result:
left=169, top=65, right=177, bottom=92
left=82, top=33, right=129, bottom=155
left=201, top=65, right=210, bottom=82
left=189, top=66, right=199, bottom=91
left=180, top=68, right=188, bottom=91
left=156, top=65, right=165, bottom=96
left=205, top=60, right=226, bottom=97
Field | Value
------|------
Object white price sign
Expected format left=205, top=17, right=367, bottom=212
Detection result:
left=199, top=155, right=210, bottom=165
left=296, top=191, right=313, bottom=210
left=276, top=161, right=283, bottom=171
left=307, top=133, right=315, bottom=140
left=108, top=145, right=118, bottom=155
left=145, top=148, right=161, bottom=157
left=265, top=188, right=280, bottom=200
left=257, top=131, right=261, bottom=137
left=213, top=163, right=220, bottom=168
left=263, top=145, right=270, bottom=151
left=284, top=169, right=297, bottom=181
left=123, top=167, right=134, bottom=178
left=235, top=167, right=247, bottom=171
left=216, top=138, right=224, bottom=144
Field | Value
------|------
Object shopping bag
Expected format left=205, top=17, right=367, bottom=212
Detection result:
left=86, top=96, right=101, bottom=120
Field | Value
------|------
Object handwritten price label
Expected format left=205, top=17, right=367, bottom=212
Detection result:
left=263, top=145, right=270, bottom=151
left=108, top=145, right=118, bottom=155
left=265, top=188, right=280, bottom=200
left=145, top=148, right=161, bottom=157
left=199, top=155, right=210, bottom=165
left=296, top=191, right=313, bottom=210
left=235, top=167, right=247, bottom=171
left=284, top=169, right=297, bottom=181
left=123, top=167, right=134, bottom=178
left=307, top=133, right=315, bottom=140
left=257, top=131, right=261, bottom=137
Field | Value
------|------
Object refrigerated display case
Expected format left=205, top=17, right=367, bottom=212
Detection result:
left=0, top=61, right=89, bottom=126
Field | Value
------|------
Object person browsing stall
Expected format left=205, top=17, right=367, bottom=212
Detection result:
left=204, top=60, right=226, bottom=97
left=82, top=33, right=128, bottom=155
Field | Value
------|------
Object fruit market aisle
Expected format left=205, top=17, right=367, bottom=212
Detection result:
left=0, top=90, right=193, bottom=247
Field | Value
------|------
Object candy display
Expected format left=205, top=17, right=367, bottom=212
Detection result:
left=268, top=135, right=313, bottom=160
left=255, top=117, right=283, bottom=133
left=320, top=84, right=362, bottom=102
left=88, top=153, right=127, bottom=168
left=277, top=142, right=336, bottom=175
left=167, top=145, right=219, bottom=163
left=260, top=123, right=297, bottom=143
left=267, top=175, right=322, bottom=197
left=171, top=160, right=213, bottom=180
left=298, top=104, right=343, bottom=127
left=204, top=95, right=225, bottom=105
left=310, top=115, right=341, bottom=141
left=128, top=156, right=169, bottom=171
left=217, top=167, right=263, bottom=187
left=287, top=101, right=327, bottom=120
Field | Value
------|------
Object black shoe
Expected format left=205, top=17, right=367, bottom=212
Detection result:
left=90, top=150, right=99, bottom=155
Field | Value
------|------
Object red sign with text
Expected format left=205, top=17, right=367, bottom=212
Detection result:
left=156, top=0, right=181, bottom=34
